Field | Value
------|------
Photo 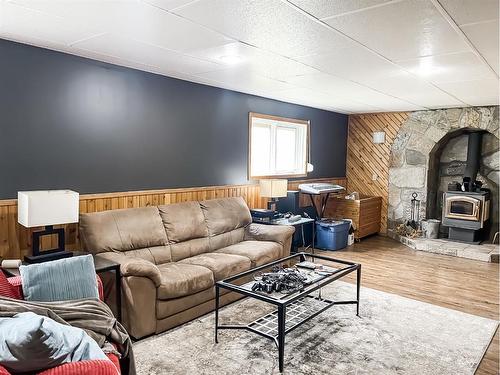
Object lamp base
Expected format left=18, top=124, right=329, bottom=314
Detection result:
left=24, top=250, right=73, bottom=264
left=267, top=198, right=279, bottom=211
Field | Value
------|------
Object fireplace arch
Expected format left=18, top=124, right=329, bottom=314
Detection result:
left=387, top=107, right=499, bottom=237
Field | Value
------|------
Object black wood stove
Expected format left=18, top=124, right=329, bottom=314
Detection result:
left=442, top=132, right=490, bottom=244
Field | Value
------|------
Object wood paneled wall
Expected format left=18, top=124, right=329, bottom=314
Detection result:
left=346, top=113, right=409, bottom=233
left=0, top=177, right=346, bottom=260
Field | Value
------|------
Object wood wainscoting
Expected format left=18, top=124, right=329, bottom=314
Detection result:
left=346, top=112, right=409, bottom=234
left=0, top=177, right=346, bottom=260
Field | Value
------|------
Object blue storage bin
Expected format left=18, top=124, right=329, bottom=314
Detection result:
left=315, top=219, right=350, bottom=251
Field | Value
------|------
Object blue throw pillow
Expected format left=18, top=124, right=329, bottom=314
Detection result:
left=0, top=312, right=108, bottom=372
left=20, top=255, right=99, bottom=302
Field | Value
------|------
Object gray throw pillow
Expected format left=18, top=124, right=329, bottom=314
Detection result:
left=0, top=311, right=109, bottom=372
left=20, top=255, right=99, bottom=302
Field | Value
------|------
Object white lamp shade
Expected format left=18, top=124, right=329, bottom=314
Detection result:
left=18, top=190, right=79, bottom=227
left=259, top=179, right=288, bottom=198
left=372, top=131, right=386, bottom=144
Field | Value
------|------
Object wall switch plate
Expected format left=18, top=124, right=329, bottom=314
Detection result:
left=372, top=173, right=378, bottom=181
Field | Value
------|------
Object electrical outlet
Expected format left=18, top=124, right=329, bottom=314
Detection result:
left=372, top=173, right=378, bottom=181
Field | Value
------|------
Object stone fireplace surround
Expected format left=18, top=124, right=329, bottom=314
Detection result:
left=387, top=106, right=499, bottom=262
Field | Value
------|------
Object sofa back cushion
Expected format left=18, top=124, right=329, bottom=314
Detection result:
left=158, top=202, right=210, bottom=262
left=200, top=197, right=252, bottom=251
left=78, top=197, right=251, bottom=262
left=79, top=207, right=171, bottom=263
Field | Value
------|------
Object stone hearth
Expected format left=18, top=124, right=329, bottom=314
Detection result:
left=388, top=107, right=499, bottom=261
left=388, top=230, right=499, bottom=263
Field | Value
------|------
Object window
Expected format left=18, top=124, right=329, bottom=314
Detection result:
left=249, top=112, right=309, bottom=178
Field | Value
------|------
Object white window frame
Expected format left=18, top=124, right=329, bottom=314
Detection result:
left=248, top=112, right=310, bottom=179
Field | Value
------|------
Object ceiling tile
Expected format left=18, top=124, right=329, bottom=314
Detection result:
left=286, top=72, right=420, bottom=108
left=461, top=20, right=499, bottom=75
left=195, top=67, right=294, bottom=93
left=10, top=0, right=134, bottom=31
left=273, top=86, right=387, bottom=112
left=72, top=33, right=224, bottom=75
left=192, top=42, right=318, bottom=80
left=377, top=102, right=426, bottom=111
left=439, top=0, right=499, bottom=26
left=65, top=47, right=171, bottom=76
left=437, top=79, right=499, bottom=106
left=142, top=0, right=196, bottom=11
left=288, top=0, right=393, bottom=19
left=11, top=0, right=232, bottom=52
left=325, top=0, right=470, bottom=61
left=362, top=70, right=467, bottom=107
left=0, top=2, right=98, bottom=46
left=286, top=72, right=365, bottom=94
left=174, top=0, right=352, bottom=58
left=294, top=43, right=400, bottom=82
left=396, top=52, right=496, bottom=84
left=2, top=0, right=497, bottom=112
left=346, top=92, right=418, bottom=110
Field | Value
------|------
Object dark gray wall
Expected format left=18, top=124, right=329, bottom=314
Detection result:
left=0, top=39, right=348, bottom=199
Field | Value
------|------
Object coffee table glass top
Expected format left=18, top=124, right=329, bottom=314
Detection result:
left=217, top=252, right=359, bottom=306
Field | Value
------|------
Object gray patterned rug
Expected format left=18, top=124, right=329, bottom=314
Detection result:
left=133, top=282, right=498, bottom=375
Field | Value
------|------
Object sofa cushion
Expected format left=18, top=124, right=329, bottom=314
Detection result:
left=179, top=253, right=251, bottom=281
left=200, top=197, right=252, bottom=237
left=158, top=202, right=208, bottom=243
left=79, top=207, right=169, bottom=256
left=169, top=238, right=211, bottom=262
left=215, top=240, right=281, bottom=267
left=156, top=288, right=215, bottom=319
left=158, top=202, right=211, bottom=262
left=157, top=263, right=214, bottom=300
left=209, top=228, right=246, bottom=252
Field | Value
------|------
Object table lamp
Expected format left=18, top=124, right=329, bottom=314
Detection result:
left=259, top=179, right=288, bottom=211
left=18, top=190, right=79, bottom=263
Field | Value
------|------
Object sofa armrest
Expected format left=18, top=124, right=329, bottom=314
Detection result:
left=244, top=223, right=295, bottom=245
left=94, top=253, right=162, bottom=288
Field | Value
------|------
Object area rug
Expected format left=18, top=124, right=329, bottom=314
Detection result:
left=133, top=282, right=498, bottom=374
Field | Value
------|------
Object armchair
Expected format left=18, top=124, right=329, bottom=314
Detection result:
left=0, top=274, right=121, bottom=375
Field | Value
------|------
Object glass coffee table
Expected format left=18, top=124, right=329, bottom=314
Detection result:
left=214, top=252, right=361, bottom=373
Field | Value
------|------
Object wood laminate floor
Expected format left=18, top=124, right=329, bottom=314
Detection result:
left=313, top=236, right=499, bottom=375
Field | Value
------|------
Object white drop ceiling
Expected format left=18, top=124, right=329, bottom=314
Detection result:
left=0, top=0, right=498, bottom=114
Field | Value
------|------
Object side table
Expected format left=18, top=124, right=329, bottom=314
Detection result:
left=253, top=217, right=315, bottom=254
left=1, top=254, right=122, bottom=322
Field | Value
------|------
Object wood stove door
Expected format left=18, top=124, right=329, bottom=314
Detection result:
left=444, top=196, right=481, bottom=221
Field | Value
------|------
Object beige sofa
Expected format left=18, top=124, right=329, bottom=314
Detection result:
left=79, top=197, right=294, bottom=339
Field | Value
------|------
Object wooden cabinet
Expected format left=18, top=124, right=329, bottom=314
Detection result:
left=325, top=195, right=382, bottom=240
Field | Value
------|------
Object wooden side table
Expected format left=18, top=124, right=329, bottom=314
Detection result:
left=1, top=254, right=122, bottom=322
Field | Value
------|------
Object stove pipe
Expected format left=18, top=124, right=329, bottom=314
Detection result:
left=464, top=132, right=483, bottom=183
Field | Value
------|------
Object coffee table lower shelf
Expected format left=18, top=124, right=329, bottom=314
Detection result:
left=215, top=291, right=359, bottom=372
left=219, top=293, right=357, bottom=340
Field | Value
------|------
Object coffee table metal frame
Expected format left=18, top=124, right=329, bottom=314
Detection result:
left=214, top=252, right=361, bottom=373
